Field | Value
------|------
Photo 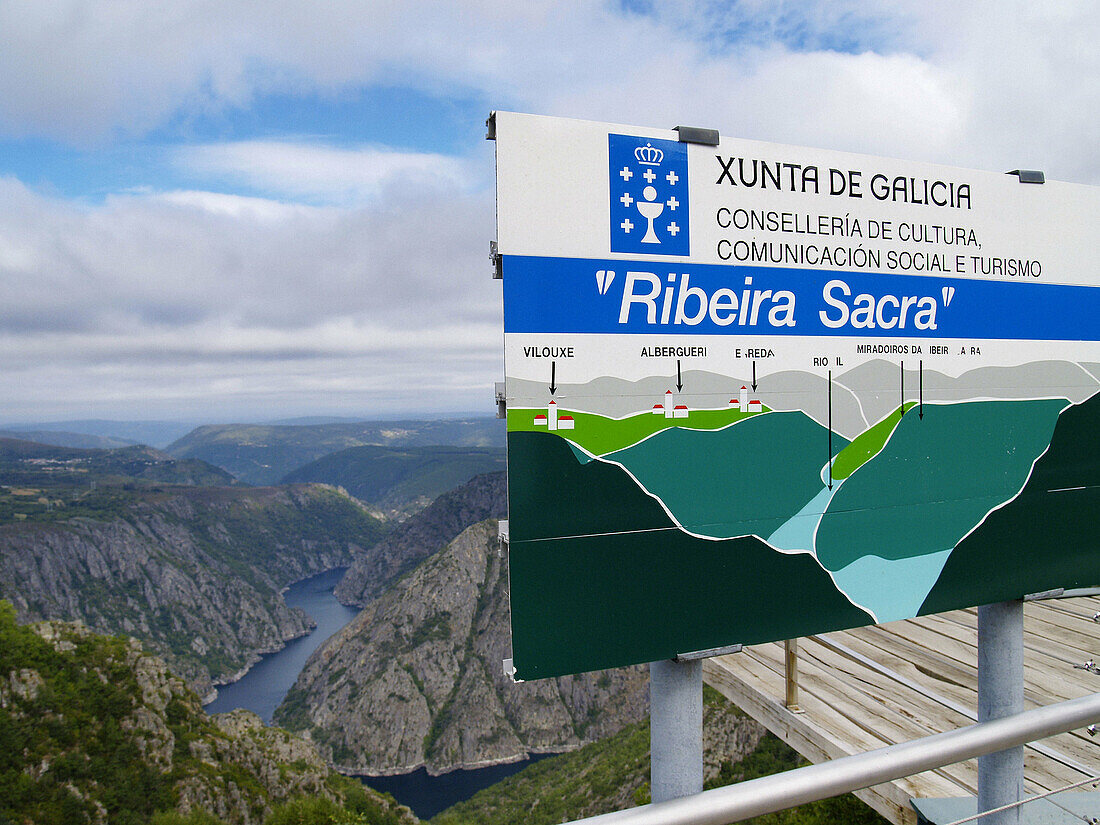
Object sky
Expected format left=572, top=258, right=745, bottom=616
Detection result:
left=0, top=1, right=1096, bottom=425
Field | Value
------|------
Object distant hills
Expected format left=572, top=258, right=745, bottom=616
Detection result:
left=167, top=418, right=505, bottom=485
left=0, top=427, right=139, bottom=449
left=283, top=445, right=505, bottom=520
left=0, top=438, right=237, bottom=522
left=0, top=424, right=511, bottom=701
left=1, top=419, right=200, bottom=449
left=0, top=436, right=235, bottom=482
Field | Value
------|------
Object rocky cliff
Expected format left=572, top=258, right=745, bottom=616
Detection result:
left=0, top=605, right=416, bottom=825
left=334, top=471, right=506, bottom=606
left=276, top=519, right=649, bottom=776
left=0, top=483, right=386, bottom=696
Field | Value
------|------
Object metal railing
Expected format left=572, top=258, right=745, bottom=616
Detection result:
left=565, top=691, right=1100, bottom=825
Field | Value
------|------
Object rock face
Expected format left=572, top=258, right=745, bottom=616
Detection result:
left=335, top=470, right=506, bottom=606
left=277, top=519, right=649, bottom=775
left=0, top=610, right=416, bottom=825
left=702, top=696, right=767, bottom=781
left=0, top=483, right=385, bottom=695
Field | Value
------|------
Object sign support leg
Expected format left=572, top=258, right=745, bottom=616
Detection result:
left=650, top=658, right=703, bottom=803
left=977, top=600, right=1024, bottom=825
left=785, top=638, right=801, bottom=712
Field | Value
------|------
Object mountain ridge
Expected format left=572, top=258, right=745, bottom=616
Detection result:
left=0, top=482, right=386, bottom=697
left=335, top=471, right=506, bottom=607
left=167, top=419, right=505, bottom=485
left=276, top=519, right=649, bottom=776
left=281, top=445, right=505, bottom=521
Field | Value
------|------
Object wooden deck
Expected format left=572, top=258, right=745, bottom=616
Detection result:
left=702, top=598, right=1100, bottom=825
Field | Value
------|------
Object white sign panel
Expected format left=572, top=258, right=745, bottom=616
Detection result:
left=495, top=111, right=1100, bottom=680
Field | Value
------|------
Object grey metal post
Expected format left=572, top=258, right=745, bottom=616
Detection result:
left=977, top=600, right=1024, bottom=825
left=650, top=659, right=703, bottom=803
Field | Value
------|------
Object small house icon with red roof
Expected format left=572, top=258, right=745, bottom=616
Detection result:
left=536, top=399, right=575, bottom=431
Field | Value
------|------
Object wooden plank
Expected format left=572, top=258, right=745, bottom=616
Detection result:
left=706, top=653, right=965, bottom=801
left=873, top=617, right=978, bottom=671
left=733, top=650, right=898, bottom=757
left=763, top=645, right=950, bottom=746
left=914, top=614, right=1091, bottom=704
left=922, top=611, right=1080, bottom=668
left=831, top=627, right=980, bottom=711
left=791, top=643, right=984, bottom=793
left=949, top=603, right=1100, bottom=662
left=707, top=652, right=969, bottom=796
left=845, top=619, right=1092, bottom=725
left=699, top=598, right=1100, bottom=825
left=798, top=644, right=972, bottom=739
left=833, top=626, right=1096, bottom=788
left=704, top=655, right=877, bottom=759
left=794, top=642, right=971, bottom=739
left=704, top=657, right=943, bottom=825
left=1029, top=601, right=1100, bottom=633
left=854, top=623, right=978, bottom=686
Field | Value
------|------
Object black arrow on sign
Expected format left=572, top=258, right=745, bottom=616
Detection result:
left=919, top=360, right=924, bottom=420
left=752, top=361, right=758, bottom=392
left=549, top=362, right=557, bottom=396
left=827, top=370, right=833, bottom=490
left=676, top=360, right=683, bottom=392
left=900, top=360, right=905, bottom=415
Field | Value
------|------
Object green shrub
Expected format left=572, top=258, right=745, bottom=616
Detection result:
left=151, top=811, right=226, bottom=825
left=266, top=796, right=358, bottom=825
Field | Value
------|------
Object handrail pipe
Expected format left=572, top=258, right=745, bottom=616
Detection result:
left=567, top=691, right=1100, bottom=825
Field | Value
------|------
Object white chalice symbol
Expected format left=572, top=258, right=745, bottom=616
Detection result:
left=636, top=185, right=664, bottom=244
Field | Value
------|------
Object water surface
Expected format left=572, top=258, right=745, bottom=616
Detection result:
left=362, top=753, right=558, bottom=820
left=205, top=567, right=359, bottom=723
left=202, top=566, right=555, bottom=818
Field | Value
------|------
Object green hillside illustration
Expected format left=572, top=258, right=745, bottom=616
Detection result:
left=830, top=401, right=916, bottom=480
left=507, top=429, right=873, bottom=680
left=505, top=372, right=1096, bottom=676
left=507, top=399, right=769, bottom=456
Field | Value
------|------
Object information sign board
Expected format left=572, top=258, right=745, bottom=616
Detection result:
left=494, top=111, right=1100, bottom=681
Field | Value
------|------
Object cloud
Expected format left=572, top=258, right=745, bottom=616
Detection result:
left=0, top=175, right=501, bottom=420
left=176, top=141, right=474, bottom=205
left=151, top=190, right=329, bottom=221
left=1, top=2, right=1095, bottom=183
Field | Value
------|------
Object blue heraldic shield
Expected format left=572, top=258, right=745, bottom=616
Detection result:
left=609, top=133, right=689, bottom=257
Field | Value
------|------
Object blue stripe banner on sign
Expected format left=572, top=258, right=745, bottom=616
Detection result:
left=502, top=255, right=1099, bottom=340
